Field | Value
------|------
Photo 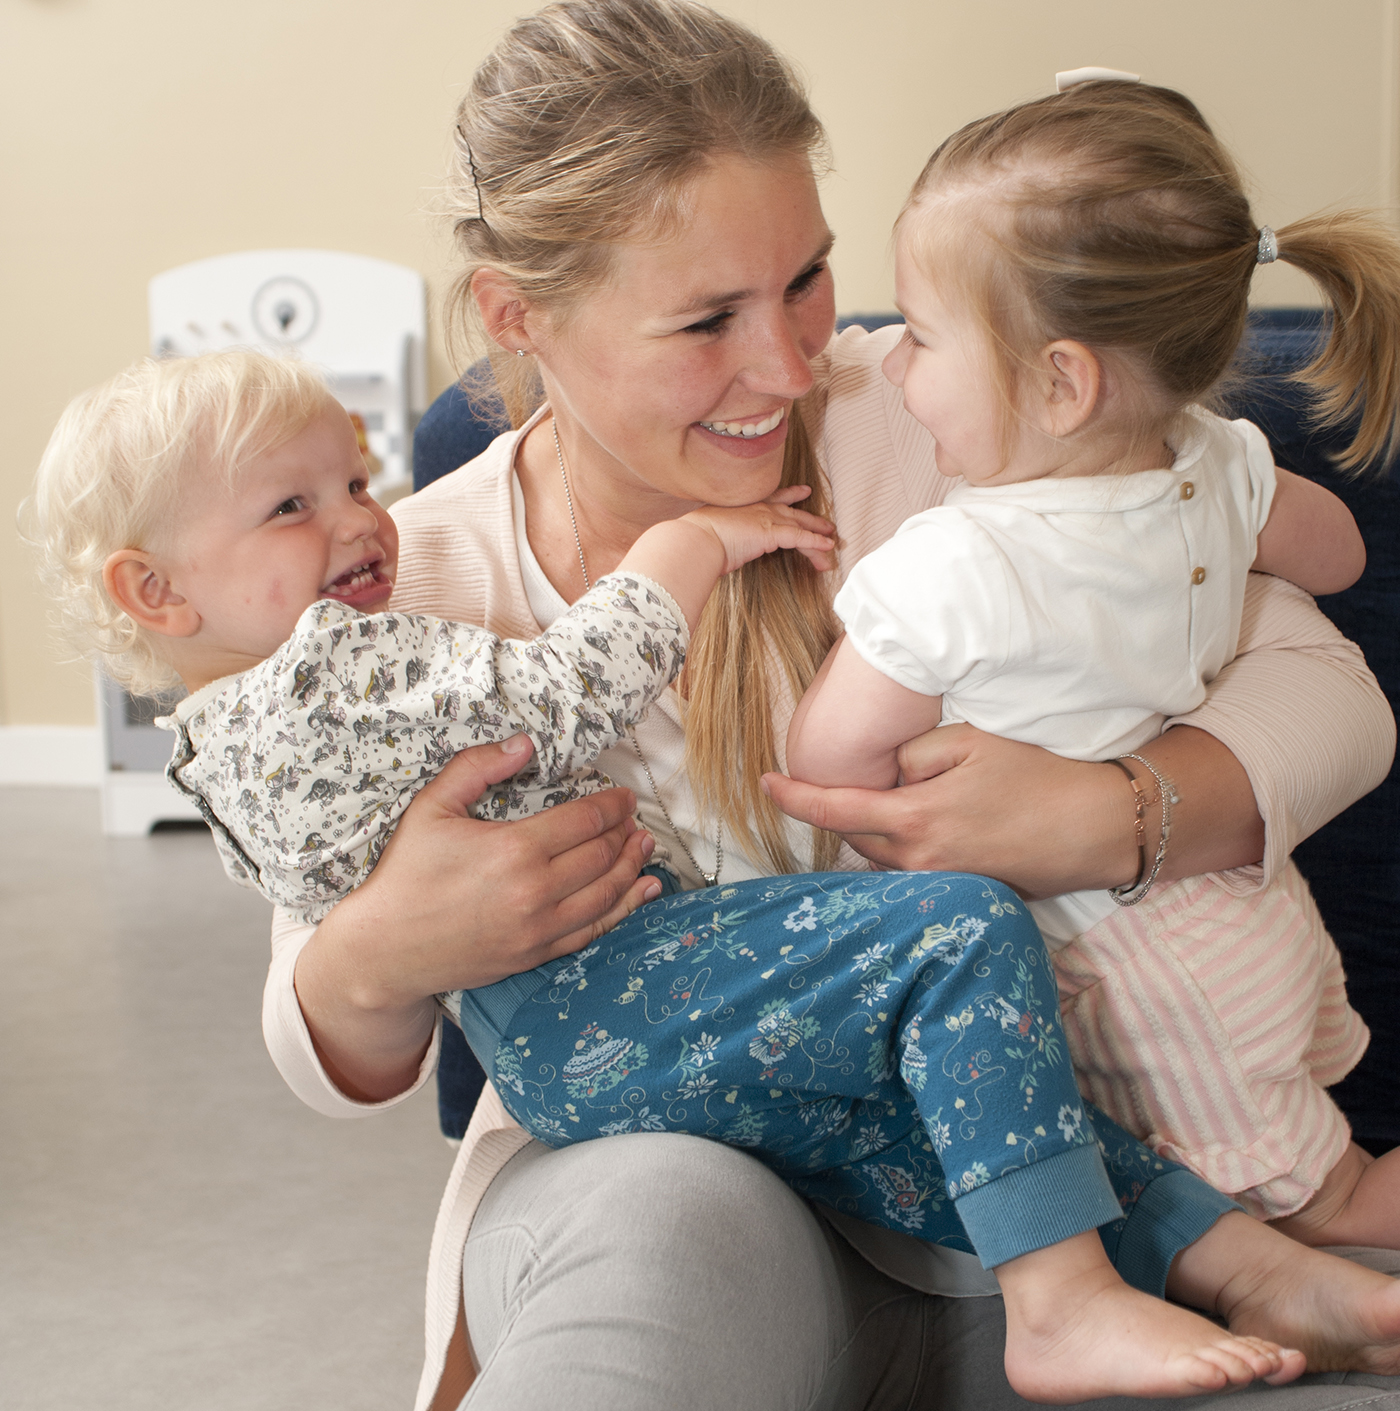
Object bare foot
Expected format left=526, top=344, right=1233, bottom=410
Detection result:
left=1172, top=1210, right=1400, bottom=1375
left=997, top=1232, right=1303, bottom=1403
left=1272, top=1144, right=1400, bottom=1249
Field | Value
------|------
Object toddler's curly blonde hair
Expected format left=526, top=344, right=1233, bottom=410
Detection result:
left=29, top=350, right=332, bottom=696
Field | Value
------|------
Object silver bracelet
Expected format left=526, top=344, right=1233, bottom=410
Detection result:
left=1108, top=753, right=1180, bottom=906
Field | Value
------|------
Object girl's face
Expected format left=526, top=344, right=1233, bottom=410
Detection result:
left=530, top=153, right=836, bottom=512
left=882, top=231, right=1023, bottom=486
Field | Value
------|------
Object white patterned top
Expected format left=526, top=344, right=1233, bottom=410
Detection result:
left=158, top=572, right=687, bottom=922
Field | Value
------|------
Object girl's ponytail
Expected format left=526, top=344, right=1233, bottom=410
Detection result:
left=1274, top=211, right=1400, bottom=471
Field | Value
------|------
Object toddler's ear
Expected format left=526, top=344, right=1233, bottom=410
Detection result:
left=1038, top=340, right=1100, bottom=438
left=102, top=551, right=200, bottom=638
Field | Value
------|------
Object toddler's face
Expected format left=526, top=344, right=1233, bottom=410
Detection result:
left=882, top=235, right=1019, bottom=487
left=169, top=402, right=398, bottom=677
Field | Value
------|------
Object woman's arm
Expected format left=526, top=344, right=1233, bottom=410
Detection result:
left=766, top=573, right=1393, bottom=897
left=767, top=723, right=1203, bottom=898
left=277, top=738, right=660, bottom=1105
left=1169, top=571, right=1394, bottom=889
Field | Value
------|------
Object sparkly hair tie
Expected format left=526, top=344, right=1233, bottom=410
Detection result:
left=1256, top=227, right=1279, bottom=264
left=1055, top=67, right=1141, bottom=93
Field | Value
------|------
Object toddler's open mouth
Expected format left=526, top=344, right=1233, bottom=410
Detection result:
left=322, top=558, right=393, bottom=609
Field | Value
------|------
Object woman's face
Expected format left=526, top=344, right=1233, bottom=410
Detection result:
left=532, top=153, right=836, bottom=510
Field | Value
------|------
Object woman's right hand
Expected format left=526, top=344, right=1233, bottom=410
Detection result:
left=292, top=735, right=660, bottom=1102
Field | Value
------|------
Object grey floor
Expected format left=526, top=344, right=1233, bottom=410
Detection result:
left=1, top=787, right=455, bottom=1410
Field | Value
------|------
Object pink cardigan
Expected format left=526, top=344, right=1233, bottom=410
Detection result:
left=262, top=325, right=1396, bottom=1411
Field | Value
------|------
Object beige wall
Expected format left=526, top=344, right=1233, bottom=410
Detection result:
left=4, top=0, right=1396, bottom=725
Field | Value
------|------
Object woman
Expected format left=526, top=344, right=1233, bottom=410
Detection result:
left=265, top=3, right=1400, bottom=1408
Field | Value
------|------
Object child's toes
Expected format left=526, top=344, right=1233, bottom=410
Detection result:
left=1197, top=1337, right=1289, bottom=1387
left=1231, top=1335, right=1286, bottom=1373
left=1198, top=1347, right=1258, bottom=1387
left=1179, top=1352, right=1232, bottom=1392
left=1230, top=1333, right=1304, bottom=1382
left=1264, top=1348, right=1307, bottom=1386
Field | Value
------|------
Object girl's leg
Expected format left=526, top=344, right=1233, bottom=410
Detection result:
left=472, top=873, right=1299, bottom=1399
left=1057, top=864, right=1368, bottom=1231
left=482, top=871, right=1119, bottom=1258
left=918, top=1260, right=1400, bottom=1411
left=1169, top=1211, right=1400, bottom=1376
left=1270, top=1142, right=1400, bottom=1248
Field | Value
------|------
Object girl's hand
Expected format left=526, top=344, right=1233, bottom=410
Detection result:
left=294, top=736, right=660, bottom=1101
left=621, top=486, right=835, bottom=629
left=680, top=485, right=836, bottom=574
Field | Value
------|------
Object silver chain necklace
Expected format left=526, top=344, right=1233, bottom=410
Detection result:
left=551, top=415, right=723, bottom=887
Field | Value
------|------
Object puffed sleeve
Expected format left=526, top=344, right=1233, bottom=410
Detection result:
left=262, top=906, right=441, bottom=1116
left=833, top=509, right=1014, bottom=697
left=1169, top=572, right=1395, bottom=894
left=1224, top=416, right=1279, bottom=541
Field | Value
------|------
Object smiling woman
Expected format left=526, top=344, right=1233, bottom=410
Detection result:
left=260, top=3, right=1400, bottom=1408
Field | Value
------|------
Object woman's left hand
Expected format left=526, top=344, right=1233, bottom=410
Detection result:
left=764, top=721, right=1263, bottom=897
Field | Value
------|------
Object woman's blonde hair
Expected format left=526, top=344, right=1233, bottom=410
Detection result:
left=901, top=80, right=1400, bottom=473
left=29, top=351, right=332, bottom=695
left=446, top=0, right=839, bottom=872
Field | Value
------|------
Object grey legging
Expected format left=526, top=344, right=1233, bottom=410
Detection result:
left=460, top=1132, right=1400, bottom=1411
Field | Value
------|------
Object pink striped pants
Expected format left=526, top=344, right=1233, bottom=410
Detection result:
left=1054, top=862, right=1369, bottom=1219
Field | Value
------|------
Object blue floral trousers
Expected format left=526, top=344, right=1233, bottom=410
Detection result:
left=448, top=872, right=1234, bottom=1278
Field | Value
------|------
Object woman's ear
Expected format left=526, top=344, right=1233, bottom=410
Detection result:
left=471, top=268, right=539, bottom=355
left=1037, top=339, right=1101, bottom=438
left=102, top=551, right=200, bottom=638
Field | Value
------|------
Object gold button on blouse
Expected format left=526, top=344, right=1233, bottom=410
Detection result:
left=1180, top=481, right=1195, bottom=499
left=1191, top=566, right=1207, bottom=585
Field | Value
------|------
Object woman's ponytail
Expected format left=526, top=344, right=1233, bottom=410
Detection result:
left=1275, top=211, right=1400, bottom=472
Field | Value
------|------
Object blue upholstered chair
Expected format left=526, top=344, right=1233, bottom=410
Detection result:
left=1219, top=311, right=1399, bottom=1158
left=416, top=311, right=1398, bottom=1156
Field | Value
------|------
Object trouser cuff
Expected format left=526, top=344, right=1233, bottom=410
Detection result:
left=954, top=1143, right=1122, bottom=1269
left=1112, top=1168, right=1241, bottom=1298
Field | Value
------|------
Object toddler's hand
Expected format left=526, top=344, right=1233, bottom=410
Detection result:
left=681, top=486, right=836, bottom=574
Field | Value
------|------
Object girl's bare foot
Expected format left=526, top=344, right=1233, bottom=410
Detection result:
left=1271, top=1143, right=1400, bottom=1249
left=1171, top=1210, right=1400, bottom=1374
left=997, top=1232, right=1303, bottom=1403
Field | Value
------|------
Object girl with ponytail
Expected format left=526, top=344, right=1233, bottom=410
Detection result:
left=790, top=76, right=1400, bottom=1248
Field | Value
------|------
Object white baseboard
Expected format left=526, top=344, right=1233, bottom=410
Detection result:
left=0, top=725, right=102, bottom=786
